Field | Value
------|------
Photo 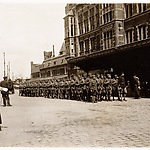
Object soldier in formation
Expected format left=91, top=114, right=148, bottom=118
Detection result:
left=19, top=73, right=128, bottom=102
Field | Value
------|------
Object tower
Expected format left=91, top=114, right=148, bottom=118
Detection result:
left=64, top=4, right=77, bottom=57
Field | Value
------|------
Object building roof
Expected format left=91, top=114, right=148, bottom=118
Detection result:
left=59, top=41, right=66, bottom=55
left=40, top=54, right=68, bottom=70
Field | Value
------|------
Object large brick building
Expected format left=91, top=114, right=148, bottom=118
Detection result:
left=31, top=3, right=150, bottom=96
left=65, top=4, right=150, bottom=95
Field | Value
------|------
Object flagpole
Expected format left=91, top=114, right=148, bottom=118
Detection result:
left=7, top=64, right=8, bottom=79
left=3, top=52, right=6, bottom=77
left=8, top=61, right=10, bottom=79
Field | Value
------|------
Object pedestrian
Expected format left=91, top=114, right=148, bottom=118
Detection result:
left=0, top=76, right=12, bottom=107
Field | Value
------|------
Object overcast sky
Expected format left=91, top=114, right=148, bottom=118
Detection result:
left=0, top=1, right=66, bottom=80
left=0, top=0, right=143, bottom=80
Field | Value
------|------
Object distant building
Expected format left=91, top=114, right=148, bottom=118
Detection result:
left=31, top=62, right=40, bottom=78
left=31, top=43, right=68, bottom=79
left=39, top=54, right=68, bottom=79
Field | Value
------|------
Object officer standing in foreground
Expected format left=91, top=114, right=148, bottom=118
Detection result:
left=0, top=76, right=12, bottom=107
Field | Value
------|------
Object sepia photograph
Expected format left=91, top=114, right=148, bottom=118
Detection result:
left=0, top=0, right=150, bottom=148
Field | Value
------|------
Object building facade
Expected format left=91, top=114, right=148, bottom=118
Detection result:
left=31, top=43, right=68, bottom=79
left=39, top=53, right=68, bottom=79
left=64, top=4, right=126, bottom=57
left=31, top=62, right=40, bottom=78
left=65, top=3, right=150, bottom=96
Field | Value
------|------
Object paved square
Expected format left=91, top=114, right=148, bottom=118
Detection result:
left=0, top=91, right=150, bottom=147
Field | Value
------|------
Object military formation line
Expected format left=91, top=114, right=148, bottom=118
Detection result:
left=19, top=72, right=132, bottom=102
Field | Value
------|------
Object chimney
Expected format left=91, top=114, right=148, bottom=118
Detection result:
left=53, top=45, right=55, bottom=57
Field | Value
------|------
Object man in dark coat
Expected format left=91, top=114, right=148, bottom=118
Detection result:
left=0, top=76, right=12, bottom=107
left=112, top=74, right=120, bottom=101
left=8, top=79, right=14, bottom=94
left=118, top=73, right=126, bottom=101
left=133, top=75, right=141, bottom=99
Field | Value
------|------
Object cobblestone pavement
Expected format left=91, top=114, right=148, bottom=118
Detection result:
left=0, top=90, right=150, bottom=147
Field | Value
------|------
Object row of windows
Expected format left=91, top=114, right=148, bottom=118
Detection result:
left=78, top=23, right=148, bottom=50
left=52, top=68, right=67, bottom=76
left=79, top=34, right=115, bottom=54
left=126, top=25, right=148, bottom=44
left=125, top=4, right=147, bottom=18
left=103, top=11, right=113, bottom=24
left=102, top=4, right=111, bottom=9
left=79, top=36, right=100, bottom=55
left=103, top=30, right=113, bottom=39
left=77, top=4, right=149, bottom=35
left=79, top=15, right=99, bottom=34
left=41, top=59, right=65, bottom=69
left=103, top=38, right=113, bottom=50
left=101, top=30, right=114, bottom=50
left=78, top=11, right=113, bottom=34
left=79, top=24, right=148, bottom=53
left=41, top=68, right=67, bottom=77
left=78, top=6, right=100, bottom=34
left=80, top=24, right=148, bottom=51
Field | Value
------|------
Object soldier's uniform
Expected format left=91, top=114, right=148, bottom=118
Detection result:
left=82, top=77, right=87, bottom=101
left=89, top=75, right=98, bottom=103
left=103, top=74, right=112, bottom=101
left=119, top=73, right=126, bottom=101
left=64, top=80, right=69, bottom=99
left=133, top=76, right=141, bottom=99
left=70, top=78, right=75, bottom=100
left=112, top=75, right=120, bottom=101
left=75, top=79, right=80, bottom=101
left=107, top=74, right=113, bottom=101
left=96, top=74, right=103, bottom=101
